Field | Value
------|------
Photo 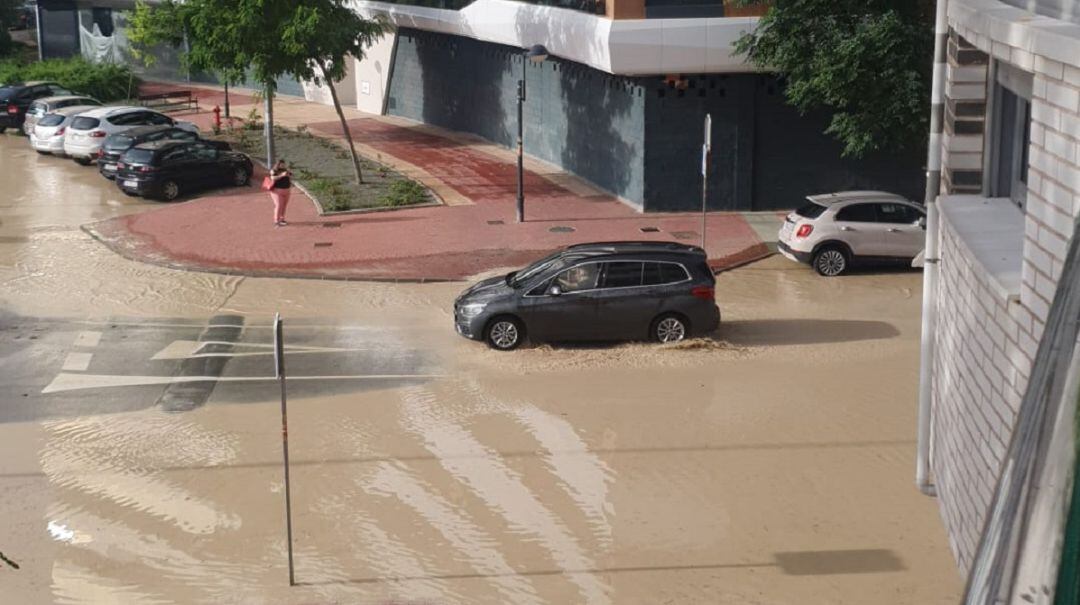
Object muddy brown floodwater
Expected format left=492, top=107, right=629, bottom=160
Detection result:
left=0, top=134, right=961, bottom=603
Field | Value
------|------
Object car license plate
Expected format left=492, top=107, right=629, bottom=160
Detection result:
left=104, top=163, right=117, bottom=171
left=123, top=180, right=137, bottom=188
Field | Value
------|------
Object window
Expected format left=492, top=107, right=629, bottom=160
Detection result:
left=990, top=61, right=1033, bottom=209
left=146, top=113, right=173, bottom=126
left=643, top=262, right=689, bottom=285
left=107, top=112, right=140, bottom=126
left=169, top=130, right=197, bottom=141
left=834, top=203, right=878, bottom=223
left=191, top=144, right=217, bottom=161
left=554, top=264, right=600, bottom=292
left=39, top=114, right=65, bottom=127
left=795, top=202, right=827, bottom=219
left=600, top=262, right=643, bottom=289
left=159, top=147, right=190, bottom=164
left=70, top=116, right=100, bottom=130
left=878, top=203, right=922, bottom=224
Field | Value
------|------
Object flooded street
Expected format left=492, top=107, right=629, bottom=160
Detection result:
left=0, top=134, right=961, bottom=603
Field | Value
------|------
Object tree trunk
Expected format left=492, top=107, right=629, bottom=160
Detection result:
left=319, top=62, right=363, bottom=185
left=264, top=84, right=275, bottom=168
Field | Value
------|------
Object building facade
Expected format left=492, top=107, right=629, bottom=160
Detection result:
left=922, top=0, right=1080, bottom=587
left=34, top=0, right=925, bottom=212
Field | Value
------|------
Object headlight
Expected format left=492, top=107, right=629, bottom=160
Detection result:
left=459, top=302, right=487, bottom=318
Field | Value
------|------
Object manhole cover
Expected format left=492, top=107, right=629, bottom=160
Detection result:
left=671, top=231, right=698, bottom=240
left=322, top=222, right=342, bottom=228
left=549, top=226, right=576, bottom=233
left=640, top=226, right=660, bottom=233
left=487, top=220, right=505, bottom=225
left=314, top=242, right=333, bottom=248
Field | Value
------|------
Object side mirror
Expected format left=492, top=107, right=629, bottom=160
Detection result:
left=547, top=284, right=562, bottom=297
left=918, top=217, right=927, bottom=229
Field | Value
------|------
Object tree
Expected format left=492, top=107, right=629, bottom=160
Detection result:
left=281, top=1, right=389, bottom=184
left=734, top=0, right=934, bottom=158
left=128, top=0, right=302, bottom=165
left=0, top=0, right=21, bottom=57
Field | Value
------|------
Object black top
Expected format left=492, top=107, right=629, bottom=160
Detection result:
left=272, top=170, right=291, bottom=189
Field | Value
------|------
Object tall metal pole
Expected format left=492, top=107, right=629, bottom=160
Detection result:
left=224, top=81, right=231, bottom=119
left=516, top=56, right=526, bottom=223
left=701, top=114, right=712, bottom=250
left=273, top=313, right=295, bottom=586
left=916, top=0, right=949, bottom=498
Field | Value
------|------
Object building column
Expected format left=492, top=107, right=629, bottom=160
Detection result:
left=942, top=30, right=989, bottom=194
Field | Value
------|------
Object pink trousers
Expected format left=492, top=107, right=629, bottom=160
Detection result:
left=269, top=188, right=291, bottom=223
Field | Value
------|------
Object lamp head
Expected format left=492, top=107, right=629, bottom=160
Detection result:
left=526, top=44, right=549, bottom=63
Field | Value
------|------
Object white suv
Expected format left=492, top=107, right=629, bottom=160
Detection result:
left=777, top=191, right=926, bottom=276
left=63, top=106, right=198, bottom=165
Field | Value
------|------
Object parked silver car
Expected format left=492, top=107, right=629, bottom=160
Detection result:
left=777, top=191, right=926, bottom=276
left=23, top=95, right=101, bottom=135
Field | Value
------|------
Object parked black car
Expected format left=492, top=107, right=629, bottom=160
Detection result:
left=454, top=242, right=720, bottom=350
left=0, top=81, right=73, bottom=133
left=115, top=140, right=253, bottom=201
left=98, top=125, right=229, bottom=180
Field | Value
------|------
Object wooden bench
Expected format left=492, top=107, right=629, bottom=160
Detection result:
left=137, top=89, right=199, bottom=112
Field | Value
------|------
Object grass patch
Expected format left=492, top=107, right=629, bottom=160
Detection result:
left=214, top=125, right=432, bottom=213
left=0, top=57, right=138, bottom=102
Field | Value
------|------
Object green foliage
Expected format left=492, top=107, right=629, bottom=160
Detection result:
left=306, top=176, right=353, bottom=211
left=0, top=57, right=137, bottom=101
left=379, top=180, right=428, bottom=207
left=734, top=0, right=934, bottom=158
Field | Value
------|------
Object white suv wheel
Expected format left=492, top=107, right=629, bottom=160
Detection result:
left=814, top=248, right=847, bottom=277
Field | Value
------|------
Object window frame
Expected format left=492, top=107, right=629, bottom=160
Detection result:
left=986, top=60, right=1033, bottom=210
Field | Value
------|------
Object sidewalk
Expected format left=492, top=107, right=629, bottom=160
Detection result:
left=86, top=81, right=777, bottom=282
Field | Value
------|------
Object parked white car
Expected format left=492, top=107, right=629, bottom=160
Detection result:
left=22, top=94, right=101, bottom=135
left=777, top=191, right=927, bottom=276
left=29, top=105, right=101, bottom=155
left=63, top=106, right=199, bottom=165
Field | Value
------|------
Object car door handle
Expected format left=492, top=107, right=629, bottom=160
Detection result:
left=887, top=228, right=900, bottom=233
left=840, top=226, right=854, bottom=231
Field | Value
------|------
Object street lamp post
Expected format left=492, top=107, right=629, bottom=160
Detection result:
left=517, top=44, right=549, bottom=223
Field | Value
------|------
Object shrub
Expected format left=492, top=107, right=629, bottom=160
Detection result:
left=0, top=58, right=137, bottom=102
left=379, top=180, right=428, bottom=207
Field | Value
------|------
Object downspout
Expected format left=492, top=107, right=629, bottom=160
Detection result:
left=916, top=0, right=949, bottom=497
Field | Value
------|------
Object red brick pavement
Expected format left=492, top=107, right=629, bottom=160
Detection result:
left=88, top=87, right=770, bottom=281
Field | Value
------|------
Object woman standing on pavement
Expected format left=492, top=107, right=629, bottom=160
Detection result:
left=268, top=159, right=292, bottom=227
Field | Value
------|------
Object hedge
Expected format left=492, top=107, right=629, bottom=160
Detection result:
left=0, top=58, right=138, bottom=102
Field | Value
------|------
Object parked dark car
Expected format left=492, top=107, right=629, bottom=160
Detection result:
left=0, top=81, right=73, bottom=133
left=98, top=125, right=230, bottom=180
left=115, top=140, right=253, bottom=201
left=454, top=242, right=721, bottom=350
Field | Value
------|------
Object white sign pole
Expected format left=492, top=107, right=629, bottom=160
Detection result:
left=274, top=313, right=295, bottom=586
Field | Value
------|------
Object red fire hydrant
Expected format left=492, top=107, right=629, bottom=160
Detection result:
left=212, top=105, right=222, bottom=131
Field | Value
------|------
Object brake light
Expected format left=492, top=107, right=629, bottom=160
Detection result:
left=117, top=162, right=125, bottom=169
left=54, top=127, right=64, bottom=136
left=795, top=224, right=814, bottom=238
left=137, top=165, right=156, bottom=173
left=89, top=130, right=107, bottom=138
left=690, top=286, right=715, bottom=301
left=6, top=104, right=16, bottom=115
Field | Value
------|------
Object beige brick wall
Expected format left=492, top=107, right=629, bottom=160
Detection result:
left=933, top=10, right=1080, bottom=572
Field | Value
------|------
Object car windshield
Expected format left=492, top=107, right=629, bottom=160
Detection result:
left=122, top=148, right=155, bottom=164
left=795, top=202, right=828, bottom=219
left=38, top=114, right=65, bottom=127
left=508, top=253, right=571, bottom=288
left=0, top=86, right=17, bottom=99
left=70, top=116, right=100, bottom=130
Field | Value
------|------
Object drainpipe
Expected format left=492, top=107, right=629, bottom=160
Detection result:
left=916, top=0, right=949, bottom=497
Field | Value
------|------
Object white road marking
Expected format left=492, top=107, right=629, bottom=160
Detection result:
left=150, top=340, right=369, bottom=361
left=74, top=331, right=101, bottom=348
left=61, top=352, right=93, bottom=372
left=42, top=373, right=446, bottom=394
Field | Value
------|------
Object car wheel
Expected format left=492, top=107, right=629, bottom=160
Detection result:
left=652, top=313, right=688, bottom=344
left=813, top=246, right=849, bottom=277
left=485, top=316, right=524, bottom=351
left=160, top=180, right=181, bottom=201
left=73, top=157, right=92, bottom=166
left=232, top=167, right=250, bottom=187
left=35, top=149, right=49, bottom=155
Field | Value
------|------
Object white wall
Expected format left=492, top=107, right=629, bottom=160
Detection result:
left=354, top=32, right=396, bottom=115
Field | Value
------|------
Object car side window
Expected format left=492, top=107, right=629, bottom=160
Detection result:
left=147, top=112, right=173, bottom=126
left=170, top=130, right=197, bottom=141
left=108, top=112, right=138, bottom=126
left=878, top=203, right=919, bottom=224
left=599, top=262, right=643, bottom=289
left=159, top=147, right=190, bottom=164
left=834, top=203, right=878, bottom=223
left=191, top=143, right=217, bottom=161
left=643, top=262, right=689, bottom=285
left=554, top=264, right=600, bottom=293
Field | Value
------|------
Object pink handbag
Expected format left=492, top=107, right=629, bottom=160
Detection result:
left=261, top=175, right=274, bottom=191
